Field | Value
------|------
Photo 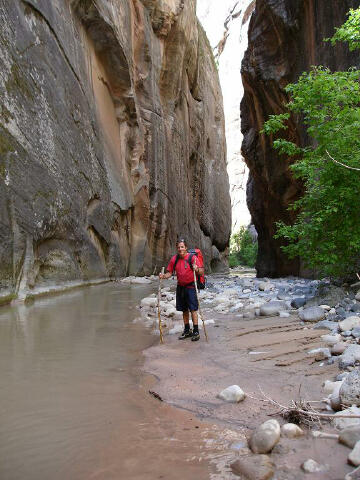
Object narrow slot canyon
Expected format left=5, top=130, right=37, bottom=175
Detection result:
left=1, top=2, right=360, bottom=479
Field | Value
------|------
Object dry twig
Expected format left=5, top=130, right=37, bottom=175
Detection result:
left=326, top=150, right=360, bottom=171
left=254, top=386, right=360, bottom=428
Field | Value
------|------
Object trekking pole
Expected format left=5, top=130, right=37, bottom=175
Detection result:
left=157, top=267, right=164, bottom=344
left=193, top=258, right=208, bottom=342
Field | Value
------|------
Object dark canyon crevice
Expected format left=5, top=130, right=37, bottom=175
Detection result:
left=241, top=0, right=360, bottom=278
left=0, top=0, right=231, bottom=301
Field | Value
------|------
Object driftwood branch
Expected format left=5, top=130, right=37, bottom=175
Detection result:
left=254, top=386, right=360, bottom=427
left=325, top=150, right=360, bottom=171
left=345, top=465, right=360, bottom=480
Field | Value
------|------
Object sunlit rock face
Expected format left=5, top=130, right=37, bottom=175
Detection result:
left=0, top=0, right=230, bottom=300
left=241, top=0, right=360, bottom=277
left=197, top=0, right=255, bottom=231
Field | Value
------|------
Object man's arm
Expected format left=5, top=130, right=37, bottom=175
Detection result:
left=159, top=271, right=172, bottom=279
left=192, top=257, right=204, bottom=275
left=194, top=266, right=204, bottom=275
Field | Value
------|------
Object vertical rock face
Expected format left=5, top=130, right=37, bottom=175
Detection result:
left=241, top=0, right=359, bottom=277
left=0, top=0, right=230, bottom=300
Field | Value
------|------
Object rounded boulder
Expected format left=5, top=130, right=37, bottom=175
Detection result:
left=249, top=419, right=281, bottom=454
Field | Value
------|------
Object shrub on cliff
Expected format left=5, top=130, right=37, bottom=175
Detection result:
left=262, top=7, right=360, bottom=278
left=229, top=226, right=257, bottom=268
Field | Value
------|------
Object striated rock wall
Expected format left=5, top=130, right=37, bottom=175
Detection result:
left=0, top=0, right=231, bottom=301
left=241, top=0, right=360, bottom=277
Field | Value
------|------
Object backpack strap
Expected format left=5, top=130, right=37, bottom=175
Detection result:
left=172, top=254, right=180, bottom=276
left=187, top=249, right=197, bottom=270
left=188, top=252, right=195, bottom=270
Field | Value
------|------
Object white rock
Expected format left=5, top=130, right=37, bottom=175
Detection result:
left=320, top=305, right=331, bottom=311
left=333, top=406, right=360, bottom=429
left=204, top=319, right=215, bottom=325
left=301, top=459, right=328, bottom=473
left=307, top=347, right=331, bottom=361
left=299, top=307, right=326, bottom=322
left=331, top=342, right=348, bottom=356
left=339, top=345, right=360, bottom=369
left=232, top=302, right=244, bottom=310
left=163, top=306, right=176, bottom=317
left=215, top=296, right=232, bottom=305
left=321, top=333, right=341, bottom=346
left=131, top=277, right=152, bottom=284
left=214, top=304, right=229, bottom=312
left=223, top=288, right=238, bottom=297
left=356, top=290, right=360, bottom=301
left=243, top=288, right=252, bottom=294
left=174, top=311, right=183, bottom=321
left=339, top=316, right=360, bottom=332
left=330, top=381, right=343, bottom=411
left=258, top=282, right=274, bottom=291
left=281, top=423, right=304, bottom=438
left=141, top=297, right=158, bottom=308
left=249, top=419, right=281, bottom=454
left=349, top=440, right=360, bottom=466
left=169, top=324, right=183, bottom=335
left=217, top=385, right=246, bottom=403
left=339, top=370, right=360, bottom=407
left=121, top=276, right=135, bottom=283
left=260, top=301, right=287, bottom=316
left=279, top=311, right=290, bottom=318
left=323, top=380, right=343, bottom=395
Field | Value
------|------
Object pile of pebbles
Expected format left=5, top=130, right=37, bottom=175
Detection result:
left=136, top=273, right=323, bottom=333
left=136, top=272, right=360, bottom=476
left=218, top=385, right=330, bottom=478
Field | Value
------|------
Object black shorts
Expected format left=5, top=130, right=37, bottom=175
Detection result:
left=176, top=285, right=198, bottom=312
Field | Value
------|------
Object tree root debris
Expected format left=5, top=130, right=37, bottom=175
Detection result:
left=149, top=390, right=163, bottom=401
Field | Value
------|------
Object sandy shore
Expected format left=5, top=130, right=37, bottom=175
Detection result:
left=143, top=285, right=354, bottom=479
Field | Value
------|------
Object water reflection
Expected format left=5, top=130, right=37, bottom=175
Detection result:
left=0, top=282, right=156, bottom=480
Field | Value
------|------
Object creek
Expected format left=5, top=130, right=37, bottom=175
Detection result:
left=0, top=282, right=219, bottom=480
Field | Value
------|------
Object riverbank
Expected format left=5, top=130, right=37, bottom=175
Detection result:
left=140, top=270, right=360, bottom=479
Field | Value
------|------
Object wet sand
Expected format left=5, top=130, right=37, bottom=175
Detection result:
left=144, top=309, right=354, bottom=479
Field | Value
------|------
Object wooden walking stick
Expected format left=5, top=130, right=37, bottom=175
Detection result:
left=157, top=267, right=164, bottom=344
left=193, top=258, right=208, bottom=342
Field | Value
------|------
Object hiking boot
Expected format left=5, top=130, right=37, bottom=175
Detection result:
left=191, top=331, right=200, bottom=342
left=178, top=329, right=193, bottom=340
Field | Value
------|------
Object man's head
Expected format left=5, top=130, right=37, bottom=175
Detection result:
left=176, top=238, right=188, bottom=258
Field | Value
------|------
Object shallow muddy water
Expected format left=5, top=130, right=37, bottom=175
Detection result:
left=0, top=283, right=226, bottom=480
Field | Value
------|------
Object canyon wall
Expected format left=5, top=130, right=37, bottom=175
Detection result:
left=241, top=0, right=360, bottom=277
left=0, top=0, right=231, bottom=301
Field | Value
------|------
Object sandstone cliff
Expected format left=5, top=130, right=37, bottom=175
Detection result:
left=0, top=0, right=230, bottom=301
left=241, top=0, right=360, bottom=277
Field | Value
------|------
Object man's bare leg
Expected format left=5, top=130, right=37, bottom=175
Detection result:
left=190, top=310, right=198, bottom=326
left=183, top=310, right=190, bottom=327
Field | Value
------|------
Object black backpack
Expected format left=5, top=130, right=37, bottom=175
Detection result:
left=172, top=248, right=206, bottom=289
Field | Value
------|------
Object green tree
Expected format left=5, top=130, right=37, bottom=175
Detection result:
left=329, top=8, right=360, bottom=51
left=229, top=226, right=257, bottom=268
left=262, top=8, right=360, bottom=277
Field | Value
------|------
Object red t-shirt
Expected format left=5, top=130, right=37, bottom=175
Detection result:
left=167, top=253, right=204, bottom=286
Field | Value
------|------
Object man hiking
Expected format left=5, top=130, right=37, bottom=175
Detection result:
left=159, top=238, right=204, bottom=341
